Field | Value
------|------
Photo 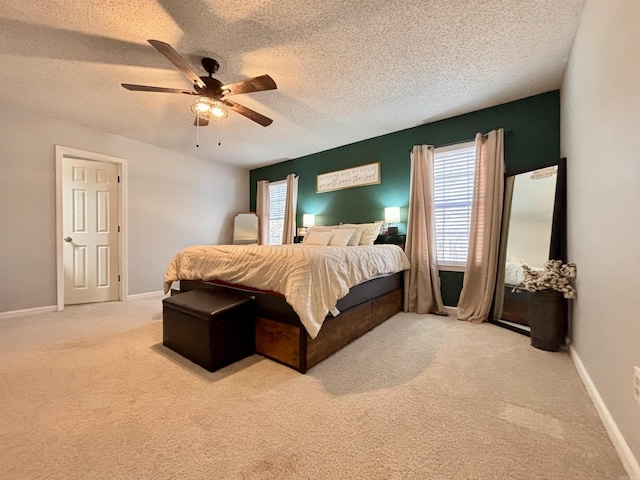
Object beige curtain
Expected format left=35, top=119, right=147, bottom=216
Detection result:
left=281, top=174, right=298, bottom=244
left=256, top=180, right=270, bottom=245
left=458, top=129, right=505, bottom=323
left=404, top=145, right=447, bottom=315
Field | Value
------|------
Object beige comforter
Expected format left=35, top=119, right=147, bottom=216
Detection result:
left=163, top=244, right=410, bottom=338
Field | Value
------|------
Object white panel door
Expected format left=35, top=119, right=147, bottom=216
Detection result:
left=63, top=158, right=119, bottom=304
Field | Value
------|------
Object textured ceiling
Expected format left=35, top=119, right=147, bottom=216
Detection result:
left=0, top=0, right=584, bottom=169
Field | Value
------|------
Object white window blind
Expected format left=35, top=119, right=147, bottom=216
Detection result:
left=433, top=141, right=476, bottom=266
left=268, top=180, right=287, bottom=245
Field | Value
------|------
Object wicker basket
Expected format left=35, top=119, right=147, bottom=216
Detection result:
left=528, top=289, right=568, bottom=351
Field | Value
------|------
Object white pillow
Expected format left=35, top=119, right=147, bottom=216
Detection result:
left=328, top=229, right=355, bottom=247
left=306, top=225, right=337, bottom=234
left=302, top=230, right=333, bottom=246
left=346, top=229, right=363, bottom=246
left=338, top=221, right=383, bottom=246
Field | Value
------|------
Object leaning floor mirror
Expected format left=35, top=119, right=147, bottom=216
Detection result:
left=491, top=158, right=567, bottom=334
left=232, top=213, right=259, bottom=245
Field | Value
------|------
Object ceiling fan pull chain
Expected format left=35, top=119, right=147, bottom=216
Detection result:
left=218, top=117, right=222, bottom=146
left=196, top=116, right=200, bottom=148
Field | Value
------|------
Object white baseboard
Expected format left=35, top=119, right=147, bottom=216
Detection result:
left=570, top=346, right=640, bottom=477
left=127, top=290, right=166, bottom=300
left=0, top=305, right=57, bottom=320
left=0, top=293, right=165, bottom=318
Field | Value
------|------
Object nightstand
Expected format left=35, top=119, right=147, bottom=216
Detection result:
left=375, top=234, right=406, bottom=249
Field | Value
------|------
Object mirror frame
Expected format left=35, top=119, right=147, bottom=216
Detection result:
left=490, top=158, right=567, bottom=335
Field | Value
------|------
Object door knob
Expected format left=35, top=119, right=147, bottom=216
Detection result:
left=64, top=237, right=73, bottom=243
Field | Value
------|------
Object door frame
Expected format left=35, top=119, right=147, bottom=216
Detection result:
left=55, top=145, right=128, bottom=311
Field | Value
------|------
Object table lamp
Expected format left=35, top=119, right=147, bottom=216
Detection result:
left=385, top=207, right=400, bottom=235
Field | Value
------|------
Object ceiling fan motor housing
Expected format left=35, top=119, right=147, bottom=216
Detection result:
left=195, top=76, right=225, bottom=98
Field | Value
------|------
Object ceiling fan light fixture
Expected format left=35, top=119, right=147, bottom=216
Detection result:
left=191, top=96, right=228, bottom=120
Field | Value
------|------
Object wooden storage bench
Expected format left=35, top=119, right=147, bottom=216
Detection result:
left=162, top=289, right=255, bottom=372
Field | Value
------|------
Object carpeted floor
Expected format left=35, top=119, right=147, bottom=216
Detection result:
left=0, top=296, right=626, bottom=479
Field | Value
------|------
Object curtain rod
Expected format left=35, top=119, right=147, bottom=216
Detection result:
left=409, top=129, right=512, bottom=152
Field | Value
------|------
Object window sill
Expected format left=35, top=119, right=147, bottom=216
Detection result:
left=438, top=264, right=466, bottom=273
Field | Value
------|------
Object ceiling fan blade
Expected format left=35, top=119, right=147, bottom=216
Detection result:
left=221, top=75, right=277, bottom=96
left=121, top=84, right=197, bottom=95
left=193, top=117, right=209, bottom=127
left=223, top=99, right=273, bottom=127
left=147, top=39, right=206, bottom=89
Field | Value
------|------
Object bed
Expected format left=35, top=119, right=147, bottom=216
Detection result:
left=163, top=243, right=410, bottom=372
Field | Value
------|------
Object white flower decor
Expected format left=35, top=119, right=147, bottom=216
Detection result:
left=516, top=260, right=577, bottom=300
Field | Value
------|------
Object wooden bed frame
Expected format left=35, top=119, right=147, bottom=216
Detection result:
left=179, top=273, right=404, bottom=373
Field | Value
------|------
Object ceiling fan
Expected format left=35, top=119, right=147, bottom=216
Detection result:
left=122, top=40, right=277, bottom=127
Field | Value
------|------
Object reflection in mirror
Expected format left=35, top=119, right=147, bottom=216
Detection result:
left=504, top=166, right=558, bottom=285
left=233, top=213, right=259, bottom=245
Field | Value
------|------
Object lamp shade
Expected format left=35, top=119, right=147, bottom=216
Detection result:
left=302, top=214, right=315, bottom=227
left=384, top=207, right=400, bottom=224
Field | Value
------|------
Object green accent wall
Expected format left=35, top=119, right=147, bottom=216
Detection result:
left=250, top=91, right=560, bottom=305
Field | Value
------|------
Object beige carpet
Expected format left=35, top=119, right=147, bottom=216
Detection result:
left=0, top=296, right=626, bottom=479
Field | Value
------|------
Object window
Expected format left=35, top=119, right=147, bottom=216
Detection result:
left=268, top=180, right=287, bottom=245
left=433, top=141, right=476, bottom=268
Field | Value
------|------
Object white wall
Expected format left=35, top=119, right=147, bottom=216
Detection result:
left=0, top=106, right=249, bottom=312
left=561, top=0, right=640, bottom=471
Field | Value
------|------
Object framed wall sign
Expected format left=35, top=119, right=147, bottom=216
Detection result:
left=316, top=162, right=380, bottom=193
